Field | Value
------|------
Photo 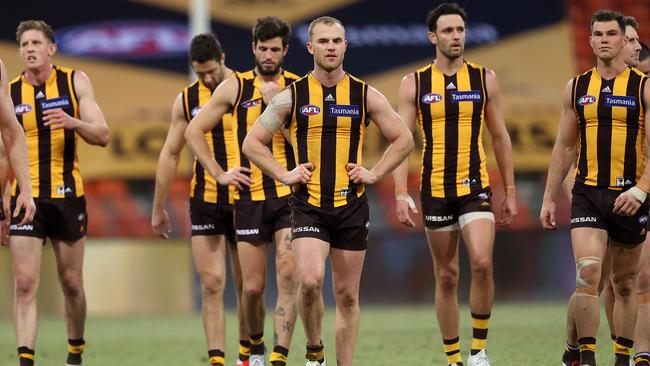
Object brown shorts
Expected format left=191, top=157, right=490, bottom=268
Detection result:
left=189, top=198, right=236, bottom=244
left=290, top=195, right=369, bottom=251
left=234, top=196, right=291, bottom=243
left=10, top=196, right=87, bottom=241
left=421, top=187, right=493, bottom=229
left=571, top=183, right=648, bottom=245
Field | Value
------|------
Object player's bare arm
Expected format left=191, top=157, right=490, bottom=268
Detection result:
left=243, top=88, right=313, bottom=185
left=151, top=93, right=186, bottom=239
left=184, top=77, right=252, bottom=189
left=613, top=78, right=650, bottom=215
left=348, top=85, right=414, bottom=185
left=43, top=70, right=110, bottom=147
left=540, top=80, right=579, bottom=230
left=484, top=69, right=517, bottom=226
left=392, top=73, right=419, bottom=227
left=0, top=60, right=35, bottom=226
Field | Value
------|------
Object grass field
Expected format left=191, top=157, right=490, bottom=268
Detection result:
left=0, top=302, right=622, bottom=365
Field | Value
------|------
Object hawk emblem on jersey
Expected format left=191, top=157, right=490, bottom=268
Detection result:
left=299, top=105, right=321, bottom=116
left=15, top=104, right=32, bottom=115
left=577, top=95, right=596, bottom=106
left=41, top=96, right=71, bottom=111
left=421, top=93, right=443, bottom=104
left=240, top=98, right=261, bottom=108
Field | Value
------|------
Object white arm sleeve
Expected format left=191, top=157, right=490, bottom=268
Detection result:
left=258, top=88, right=293, bottom=133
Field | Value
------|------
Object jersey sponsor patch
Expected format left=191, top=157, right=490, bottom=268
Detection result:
left=450, top=90, right=482, bottom=103
left=41, top=96, right=71, bottom=111
left=329, top=104, right=359, bottom=117
left=603, top=95, right=636, bottom=108
left=299, top=104, right=321, bottom=116
left=14, top=103, right=32, bottom=115
left=577, top=95, right=596, bottom=106
left=190, top=106, right=202, bottom=117
left=421, top=92, right=442, bottom=104
left=240, top=98, right=261, bottom=108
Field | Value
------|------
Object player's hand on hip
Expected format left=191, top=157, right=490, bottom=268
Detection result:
left=282, top=163, right=314, bottom=185
left=613, top=191, right=642, bottom=216
left=151, top=208, right=172, bottom=239
left=216, top=166, right=253, bottom=190
left=260, top=81, right=281, bottom=105
left=346, top=163, right=377, bottom=184
left=43, top=108, right=78, bottom=130
left=14, top=191, right=36, bottom=226
left=497, top=196, right=517, bottom=227
left=539, top=199, right=557, bottom=230
left=395, top=193, right=418, bottom=227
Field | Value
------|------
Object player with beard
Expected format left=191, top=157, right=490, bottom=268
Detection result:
left=242, top=16, right=414, bottom=366
left=185, top=17, right=299, bottom=366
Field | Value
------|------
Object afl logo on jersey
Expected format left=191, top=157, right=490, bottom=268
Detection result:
left=190, top=106, right=202, bottom=118
left=300, top=105, right=321, bottom=116
left=421, top=93, right=443, bottom=104
left=15, top=104, right=32, bottom=115
left=578, top=95, right=596, bottom=106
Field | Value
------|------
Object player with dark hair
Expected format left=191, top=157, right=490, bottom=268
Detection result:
left=185, top=17, right=300, bottom=366
left=541, top=10, right=650, bottom=366
left=152, top=33, right=252, bottom=366
left=392, top=3, right=516, bottom=366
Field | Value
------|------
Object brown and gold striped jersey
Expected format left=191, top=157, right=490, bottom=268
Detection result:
left=10, top=65, right=83, bottom=198
left=572, top=66, right=647, bottom=189
left=287, top=73, right=369, bottom=208
left=415, top=61, right=490, bottom=199
left=182, top=79, right=238, bottom=204
left=233, top=69, right=298, bottom=201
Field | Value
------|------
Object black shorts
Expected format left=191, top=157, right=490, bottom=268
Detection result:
left=189, top=198, right=236, bottom=244
left=10, top=196, right=87, bottom=241
left=421, top=187, right=493, bottom=229
left=571, top=183, right=649, bottom=245
left=234, top=196, right=291, bottom=243
left=290, top=195, right=369, bottom=251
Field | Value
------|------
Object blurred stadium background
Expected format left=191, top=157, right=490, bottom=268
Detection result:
left=1, top=0, right=649, bottom=364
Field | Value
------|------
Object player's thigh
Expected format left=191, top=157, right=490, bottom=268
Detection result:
left=10, top=235, right=44, bottom=284
left=292, top=237, right=329, bottom=285
left=460, top=217, right=495, bottom=262
left=192, top=234, right=228, bottom=280
left=51, top=237, right=85, bottom=280
left=571, top=227, right=608, bottom=259
left=330, top=247, right=365, bottom=298
left=274, top=227, right=295, bottom=278
left=425, top=228, right=461, bottom=270
left=609, top=240, right=643, bottom=281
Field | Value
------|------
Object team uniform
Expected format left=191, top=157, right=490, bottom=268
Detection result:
left=232, top=69, right=298, bottom=243
left=287, top=72, right=370, bottom=250
left=182, top=79, right=238, bottom=243
left=414, top=61, right=493, bottom=231
left=10, top=65, right=86, bottom=240
left=570, top=66, right=648, bottom=245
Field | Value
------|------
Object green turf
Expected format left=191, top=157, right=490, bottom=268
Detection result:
left=0, top=302, right=624, bottom=365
